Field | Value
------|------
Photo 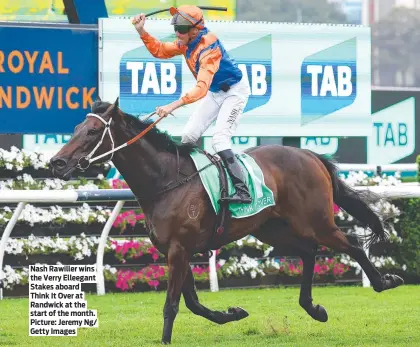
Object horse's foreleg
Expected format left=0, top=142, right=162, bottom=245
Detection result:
left=182, top=266, right=249, bottom=324
left=161, top=242, right=189, bottom=345
left=299, top=252, right=328, bottom=322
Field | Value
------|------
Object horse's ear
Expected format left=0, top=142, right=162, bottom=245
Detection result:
left=111, top=97, right=123, bottom=122
left=91, top=95, right=102, bottom=112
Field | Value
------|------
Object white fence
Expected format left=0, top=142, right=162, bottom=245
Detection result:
left=337, top=163, right=417, bottom=174
left=1, top=183, right=419, bottom=299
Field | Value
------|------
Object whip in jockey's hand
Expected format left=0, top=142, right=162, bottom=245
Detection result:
left=132, top=5, right=252, bottom=204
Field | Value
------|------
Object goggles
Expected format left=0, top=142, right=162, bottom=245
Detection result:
left=174, top=25, right=191, bottom=34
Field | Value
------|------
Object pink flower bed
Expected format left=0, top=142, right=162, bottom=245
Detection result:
left=115, top=265, right=168, bottom=290
left=111, top=179, right=130, bottom=189
left=113, top=210, right=145, bottom=231
left=111, top=239, right=161, bottom=263
left=265, top=257, right=350, bottom=279
left=113, top=264, right=220, bottom=291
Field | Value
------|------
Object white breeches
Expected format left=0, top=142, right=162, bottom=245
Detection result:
left=181, top=74, right=251, bottom=153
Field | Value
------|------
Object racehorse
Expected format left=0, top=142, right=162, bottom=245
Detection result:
left=50, top=98, right=404, bottom=344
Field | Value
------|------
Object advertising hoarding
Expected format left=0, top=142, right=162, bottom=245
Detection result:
left=99, top=18, right=371, bottom=137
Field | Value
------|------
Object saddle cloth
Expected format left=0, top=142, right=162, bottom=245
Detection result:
left=189, top=149, right=275, bottom=219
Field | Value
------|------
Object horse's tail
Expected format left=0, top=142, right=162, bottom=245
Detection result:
left=313, top=153, right=389, bottom=247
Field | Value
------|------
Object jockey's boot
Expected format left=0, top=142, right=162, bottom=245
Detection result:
left=218, top=149, right=252, bottom=204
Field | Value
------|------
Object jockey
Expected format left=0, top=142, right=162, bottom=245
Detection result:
left=132, top=5, right=252, bottom=204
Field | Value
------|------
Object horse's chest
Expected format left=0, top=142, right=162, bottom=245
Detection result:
left=144, top=216, right=171, bottom=254
left=145, top=218, right=160, bottom=245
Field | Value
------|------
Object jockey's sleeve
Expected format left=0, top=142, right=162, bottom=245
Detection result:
left=140, top=31, right=183, bottom=58
left=181, top=47, right=222, bottom=105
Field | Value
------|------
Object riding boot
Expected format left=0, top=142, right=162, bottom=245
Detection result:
left=217, top=149, right=252, bottom=204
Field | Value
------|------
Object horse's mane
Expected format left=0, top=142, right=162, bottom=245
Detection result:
left=92, top=100, right=197, bottom=156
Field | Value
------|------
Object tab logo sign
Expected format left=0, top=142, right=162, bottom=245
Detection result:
left=301, top=38, right=357, bottom=125
left=229, top=35, right=272, bottom=112
left=119, top=35, right=182, bottom=114
left=203, top=136, right=258, bottom=154
left=23, top=134, right=72, bottom=159
left=119, top=34, right=272, bottom=115
left=300, top=137, right=338, bottom=156
left=367, top=97, right=415, bottom=164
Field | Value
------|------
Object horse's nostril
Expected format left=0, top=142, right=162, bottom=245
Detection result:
left=51, top=158, right=67, bottom=169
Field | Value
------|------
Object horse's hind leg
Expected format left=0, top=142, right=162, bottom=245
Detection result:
left=317, top=227, right=403, bottom=292
left=182, top=265, right=249, bottom=324
left=252, top=220, right=328, bottom=322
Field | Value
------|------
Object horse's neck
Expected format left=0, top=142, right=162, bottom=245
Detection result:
left=111, top=128, right=178, bottom=208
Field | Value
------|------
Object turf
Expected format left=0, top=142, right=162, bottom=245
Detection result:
left=0, top=285, right=419, bottom=347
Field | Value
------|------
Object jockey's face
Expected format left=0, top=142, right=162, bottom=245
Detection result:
left=175, top=27, right=199, bottom=46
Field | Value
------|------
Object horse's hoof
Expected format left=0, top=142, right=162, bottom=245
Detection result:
left=161, top=341, right=171, bottom=345
left=382, top=274, right=404, bottom=291
left=228, top=307, right=249, bottom=321
left=385, top=273, right=404, bottom=286
left=312, top=305, right=328, bottom=323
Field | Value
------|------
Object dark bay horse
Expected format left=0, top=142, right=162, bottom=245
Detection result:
left=50, top=99, right=403, bottom=344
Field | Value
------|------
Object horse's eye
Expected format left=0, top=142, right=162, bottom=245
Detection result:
left=87, top=128, right=97, bottom=135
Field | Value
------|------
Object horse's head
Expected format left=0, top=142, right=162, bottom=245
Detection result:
left=50, top=97, right=122, bottom=180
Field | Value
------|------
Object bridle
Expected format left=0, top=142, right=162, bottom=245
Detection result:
left=76, top=111, right=170, bottom=171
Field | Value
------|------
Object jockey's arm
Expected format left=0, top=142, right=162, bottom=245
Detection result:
left=140, top=31, right=183, bottom=59
left=181, top=48, right=222, bottom=105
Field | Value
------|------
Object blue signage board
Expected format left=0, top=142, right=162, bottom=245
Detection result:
left=0, top=23, right=98, bottom=133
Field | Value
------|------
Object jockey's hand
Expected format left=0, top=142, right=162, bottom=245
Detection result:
left=132, top=13, right=146, bottom=34
left=156, top=100, right=184, bottom=118
left=156, top=103, right=175, bottom=118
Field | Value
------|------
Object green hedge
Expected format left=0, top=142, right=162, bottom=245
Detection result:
left=393, top=198, right=420, bottom=276
left=374, top=157, right=419, bottom=278
left=417, top=155, right=420, bottom=183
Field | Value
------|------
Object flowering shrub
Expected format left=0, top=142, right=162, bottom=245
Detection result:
left=221, top=255, right=350, bottom=280
left=222, top=236, right=273, bottom=257
left=192, top=264, right=222, bottom=282
left=110, top=239, right=161, bottom=263
left=0, top=173, right=110, bottom=191
left=110, top=265, right=168, bottom=290
left=0, top=203, right=112, bottom=227
left=0, top=146, right=109, bottom=173
left=0, top=146, right=48, bottom=171
left=340, top=170, right=402, bottom=187
left=110, top=179, right=130, bottom=189
left=112, top=210, right=145, bottom=231
left=1, top=265, right=29, bottom=289
left=5, top=235, right=167, bottom=262
left=105, top=264, right=223, bottom=291
left=5, top=233, right=107, bottom=260
left=218, top=255, right=265, bottom=279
